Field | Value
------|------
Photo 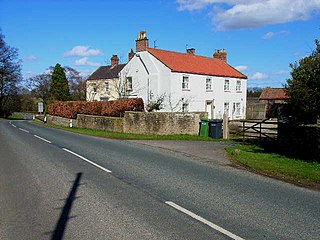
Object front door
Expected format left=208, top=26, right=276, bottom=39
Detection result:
left=206, top=100, right=214, bottom=119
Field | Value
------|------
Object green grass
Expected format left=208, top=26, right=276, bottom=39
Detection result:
left=226, top=144, right=320, bottom=184
left=33, top=121, right=225, bottom=141
left=8, top=112, right=24, bottom=120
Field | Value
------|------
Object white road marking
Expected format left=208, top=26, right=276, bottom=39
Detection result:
left=62, top=148, right=112, bottom=173
left=165, top=201, right=245, bottom=240
left=12, top=125, right=16, bottom=128
left=19, top=128, right=29, bottom=133
left=34, top=135, right=52, bottom=144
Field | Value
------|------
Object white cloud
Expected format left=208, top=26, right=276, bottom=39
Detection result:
left=262, top=30, right=289, bottom=40
left=251, top=72, right=268, bottom=80
left=262, top=31, right=275, bottom=40
left=75, top=57, right=100, bottom=67
left=177, top=0, right=320, bottom=30
left=235, top=65, right=248, bottom=71
left=23, top=55, right=37, bottom=62
left=64, top=46, right=103, bottom=57
left=273, top=70, right=289, bottom=75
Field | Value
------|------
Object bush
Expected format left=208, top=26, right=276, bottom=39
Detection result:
left=48, top=98, right=144, bottom=119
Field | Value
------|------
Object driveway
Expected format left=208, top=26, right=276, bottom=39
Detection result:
left=128, top=140, right=233, bottom=166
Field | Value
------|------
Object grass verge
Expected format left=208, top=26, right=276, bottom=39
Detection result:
left=8, top=112, right=25, bottom=120
left=33, top=121, right=225, bottom=141
left=226, top=144, right=320, bottom=188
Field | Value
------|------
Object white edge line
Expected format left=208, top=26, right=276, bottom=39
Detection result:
left=165, top=201, right=245, bottom=240
left=62, top=148, right=112, bottom=173
left=19, top=128, right=29, bottom=133
left=34, top=135, right=52, bottom=144
left=12, top=125, right=16, bottom=128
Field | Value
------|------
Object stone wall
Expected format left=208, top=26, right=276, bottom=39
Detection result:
left=278, top=122, right=320, bottom=162
left=47, top=115, right=78, bottom=127
left=47, top=111, right=208, bottom=135
left=77, top=114, right=123, bottom=132
left=123, top=111, right=207, bottom=135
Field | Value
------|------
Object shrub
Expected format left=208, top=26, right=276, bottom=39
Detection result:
left=48, top=98, right=144, bottom=119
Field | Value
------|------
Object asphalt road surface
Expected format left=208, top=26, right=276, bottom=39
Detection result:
left=0, top=120, right=319, bottom=240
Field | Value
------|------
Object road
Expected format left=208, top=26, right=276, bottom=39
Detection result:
left=0, top=120, right=319, bottom=240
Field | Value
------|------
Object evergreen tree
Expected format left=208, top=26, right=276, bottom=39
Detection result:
left=50, top=63, right=70, bottom=101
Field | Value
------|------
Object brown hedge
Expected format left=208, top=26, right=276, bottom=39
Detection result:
left=48, top=98, right=144, bottom=119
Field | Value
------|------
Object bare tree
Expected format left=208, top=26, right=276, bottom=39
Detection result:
left=0, top=30, right=22, bottom=117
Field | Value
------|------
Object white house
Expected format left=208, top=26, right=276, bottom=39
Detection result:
left=120, top=31, right=248, bottom=119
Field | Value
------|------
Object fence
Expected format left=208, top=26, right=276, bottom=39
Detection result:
left=230, top=119, right=278, bottom=141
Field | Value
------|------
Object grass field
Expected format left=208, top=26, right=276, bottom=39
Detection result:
left=226, top=144, right=320, bottom=186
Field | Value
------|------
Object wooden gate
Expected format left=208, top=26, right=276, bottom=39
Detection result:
left=231, top=119, right=278, bottom=141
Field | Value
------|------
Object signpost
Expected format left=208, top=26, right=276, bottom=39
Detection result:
left=38, top=102, right=44, bottom=114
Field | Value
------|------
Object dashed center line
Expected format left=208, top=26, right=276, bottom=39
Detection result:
left=19, top=128, right=29, bottom=133
left=62, top=148, right=112, bottom=173
left=34, top=135, right=52, bottom=144
left=165, top=201, right=245, bottom=240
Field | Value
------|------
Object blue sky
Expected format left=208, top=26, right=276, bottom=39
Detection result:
left=1, top=0, right=319, bottom=88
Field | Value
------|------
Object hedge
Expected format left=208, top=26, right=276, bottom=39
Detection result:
left=48, top=98, right=144, bottom=119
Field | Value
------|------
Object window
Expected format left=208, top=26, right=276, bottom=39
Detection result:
left=92, top=83, right=97, bottom=93
left=236, top=80, right=241, bottom=92
left=206, top=78, right=212, bottom=91
left=105, top=81, right=109, bottom=91
left=233, top=102, right=241, bottom=116
left=224, top=102, right=229, bottom=116
left=224, top=79, right=230, bottom=91
left=100, top=97, right=109, bottom=101
left=126, top=77, right=133, bottom=91
left=182, top=103, right=189, bottom=112
left=182, top=76, right=189, bottom=90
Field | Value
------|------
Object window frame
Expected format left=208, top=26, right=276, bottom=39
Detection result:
left=182, top=76, right=189, bottom=90
left=224, top=79, right=230, bottom=92
left=182, top=103, right=189, bottom=112
left=224, top=102, right=230, bottom=116
left=236, top=80, right=242, bottom=92
left=126, top=77, right=133, bottom=91
left=206, top=77, right=213, bottom=91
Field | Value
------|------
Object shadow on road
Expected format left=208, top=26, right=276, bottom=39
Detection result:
left=51, top=172, right=83, bottom=240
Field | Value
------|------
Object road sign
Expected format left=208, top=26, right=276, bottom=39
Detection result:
left=38, top=102, right=44, bottom=113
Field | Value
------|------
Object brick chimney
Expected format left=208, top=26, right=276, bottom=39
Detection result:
left=187, top=48, right=195, bottom=55
left=128, top=48, right=135, bottom=61
left=213, top=49, right=227, bottom=63
left=111, top=55, right=119, bottom=67
left=136, top=31, right=149, bottom=52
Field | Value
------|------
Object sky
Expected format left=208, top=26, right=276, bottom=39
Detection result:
left=1, top=0, right=319, bottom=88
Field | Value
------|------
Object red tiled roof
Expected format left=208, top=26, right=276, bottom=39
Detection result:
left=147, top=48, right=247, bottom=79
left=259, top=88, right=288, bottom=100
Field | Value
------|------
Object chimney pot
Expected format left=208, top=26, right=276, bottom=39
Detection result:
left=136, top=31, right=149, bottom=52
left=187, top=48, right=196, bottom=55
left=213, top=49, right=227, bottom=63
left=111, top=55, right=119, bottom=67
left=128, top=48, right=135, bottom=62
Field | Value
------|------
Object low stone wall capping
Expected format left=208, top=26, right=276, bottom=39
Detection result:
left=47, top=111, right=208, bottom=135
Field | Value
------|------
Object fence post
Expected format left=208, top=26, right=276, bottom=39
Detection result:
left=223, top=114, right=229, bottom=139
left=242, top=121, right=245, bottom=142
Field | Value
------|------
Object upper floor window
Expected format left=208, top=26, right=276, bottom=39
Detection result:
left=105, top=81, right=109, bottom=91
left=126, top=77, right=133, bottom=91
left=224, top=79, right=230, bottom=91
left=206, top=78, right=212, bottom=91
left=92, top=83, right=97, bottom=93
left=182, top=76, right=189, bottom=90
left=236, top=80, right=241, bottom=92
